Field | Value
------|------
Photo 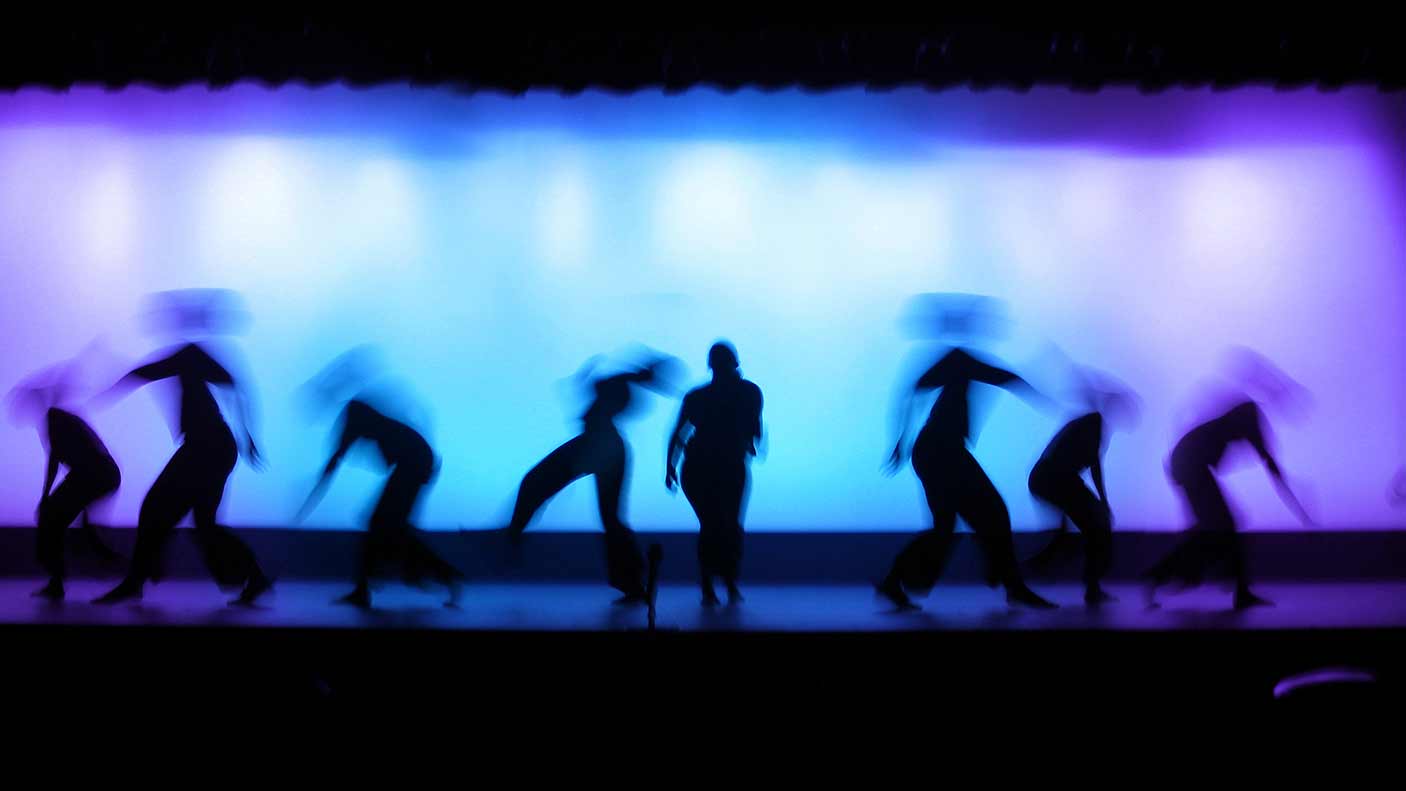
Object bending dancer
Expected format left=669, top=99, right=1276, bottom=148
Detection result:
left=8, top=373, right=122, bottom=600
left=1146, top=399, right=1312, bottom=610
left=876, top=295, right=1056, bottom=611
left=93, top=336, right=271, bottom=605
left=1026, top=383, right=1139, bottom=606
left=506, top=352, right=679, bottom=604
left=666, top=341, right=763, bottom=606
left=876, top=344, right=1057, bottom=610
left=295, top=398, right=462, bottom=609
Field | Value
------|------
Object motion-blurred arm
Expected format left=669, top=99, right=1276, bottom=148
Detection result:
left=1253, top=424, right=1315, bottom=528
left=203, top=350, right=263, bottom=469
left=295, top=418, right=356, bottom=523
left=1091, top=453, right=1112, bottom=525
left=38, top=451, right=58, bottom=521
left=885, top=388, right=922, bottom=475
left=665, top=404, right=690, bottom=491
left=89, top=353, right=180, bottom=409
left=966, top=357, right=1057, bottom=413
left=750, top=386, right=764, bottom=458
left=1263, top=454, right=1315, bottom=528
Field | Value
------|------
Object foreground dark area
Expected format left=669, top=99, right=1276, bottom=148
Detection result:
left=11, top=621, right=1400, bottom=721
left=4, top=580, right=1401, bottom=721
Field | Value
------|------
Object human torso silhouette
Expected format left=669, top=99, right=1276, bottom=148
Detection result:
left=1170, top=400, right=1267, bottom=477
left=919, top=347, right=1019, bottom=448
left=681, top=376, right=763, bottom=461
left=46, top=407, right=116, bottom=474
left=342, top=399, right=436, bottom=477
left=581, top=374, right=636, bottom=431
left=136, top=343, right=234, bottom=441
left=1036, top=412, right=1103, bottom=474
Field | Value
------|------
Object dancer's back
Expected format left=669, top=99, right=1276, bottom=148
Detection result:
left=46, top=407, right=115, bottom=473
left=1170, top=400, right=1266, bottom=478
left=919, top=347, right=1019, bottom=449
left=135, top=343, right=233, bottom=440
left=342, top=400, right=435, bottom=477
left=1035, top=412, right=1103, bottom=475
left=681, top=377, right=762, bottom=461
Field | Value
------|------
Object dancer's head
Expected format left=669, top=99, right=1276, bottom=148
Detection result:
left=1073, top=365, right=1142, bottom=432
left=900, top=292, right=1011, bottom=345
left=708, top=341, right=740, bottom=378
left=5, top=363, right=76, bottom=427
left=141, top=288, right=251, bottom=340
left=300, top=345, right=387, bottom=415
left=642, top=354, right=686, bottom=393
left=1222, top=346, right=1312, bottom=422
left=613, top=344, right=685, bottom=394
left=1097, top=389, right=1142, bottom=432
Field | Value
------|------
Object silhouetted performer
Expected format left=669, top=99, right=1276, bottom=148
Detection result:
left=31, top=406, right=123, bottom=600
left=506, top=356, right=675, bottom=604
left=296, top=399, right=462, bottom=609
left=1146, top=400, right=1311, bottom=610
left=666, top=342, right=763, bottom=606
left=93, top=344, right=272, bottom=605
left=1026, top=412, right=1115, bottom=605
left=877, top=348, right=1056, bottom=610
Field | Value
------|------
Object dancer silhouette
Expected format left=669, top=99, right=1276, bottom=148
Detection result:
left=666, top=342, right=763, bottom=606
left=8, top=373, right=123, bottom=600
left=296, top=398, right=462, bottom=609
left=92, top=336, right=271, bottom=605
left=506, top=352, right=679, bottom=604
left=1026, top=378, right=1140, bottom=605
left=876, top=335, right=1057, bottom=610
left=1146, top=399, right=1312, bottom=609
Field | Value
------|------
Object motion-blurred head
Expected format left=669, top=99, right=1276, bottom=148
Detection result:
left=5, top=349, right=106, bottom=428
left=899, top=293, right=1012, bottom=345
left=300, top=345, right=432, bottom=433
left=613, top=344, right=686, bottom=395
left=6, top=375, right=68, bottom=428
left=141, top=288, right=251, bottom=340
left=1073, top=366, right=1143, bottom=432
left=300, top=345, right=389, bottom=416
left=1222, top=346, right=1312, bottom=421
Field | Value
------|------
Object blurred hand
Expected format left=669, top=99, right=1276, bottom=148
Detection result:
left=292, top=491, right=319, bottom=525
left=882, top=444, right=906, bottom=476
left=1390, top=469, right=1406, bottom=506
left=665, top=466, right=679, bottom=492
left=245, top=439, right=265, bottom=471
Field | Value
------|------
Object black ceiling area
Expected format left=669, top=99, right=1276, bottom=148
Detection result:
left=0, top=22, right=1402, bottom=94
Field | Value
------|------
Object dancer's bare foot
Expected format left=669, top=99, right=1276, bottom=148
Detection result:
left=725, top=582, right=745, bottom=606
left=334, top=587, right=372, bottom=609
left=93, top=579, right=143, bottom=604
left=32, top=579, right=64, bottom=601
left=230, top=572, right=273, bottom=607
left=1084, top=586, right=1117, bottom=607
left=1006, top=583, right=1058, bottom=610
left=1233, top=588, right=1274, bottom=610
left=876, top=578, right=920, bottom=611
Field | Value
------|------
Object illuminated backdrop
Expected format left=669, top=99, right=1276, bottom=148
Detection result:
left=1, top=85, right=1403, bottom=531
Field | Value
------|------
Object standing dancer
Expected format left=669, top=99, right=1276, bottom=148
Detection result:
left=666, top=341, right=763, bottom=606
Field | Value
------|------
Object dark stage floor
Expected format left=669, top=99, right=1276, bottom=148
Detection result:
left=2, top=579, right=1404, bottom=632
left=5, top=578, right=1402, bottom=719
